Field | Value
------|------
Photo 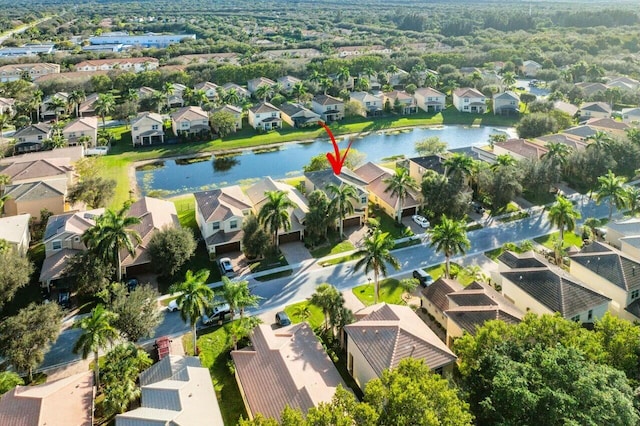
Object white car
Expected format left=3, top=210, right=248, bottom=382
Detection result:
left=412, top=215, right=430, bottom=229
left=218, top=257, right=235, bottom=277
left=167, top=300, right=179, bottom=312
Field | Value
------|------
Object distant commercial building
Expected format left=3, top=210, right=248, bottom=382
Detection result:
left=0, top=44, right=55, bottom=57
left=89, top=31, right=196, bottom=48
left=81, top=44, right=126, bottom=53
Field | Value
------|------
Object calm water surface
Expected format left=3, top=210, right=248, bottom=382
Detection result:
left=136, top=125, right=514, bottom=197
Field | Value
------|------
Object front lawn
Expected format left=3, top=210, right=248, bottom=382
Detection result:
left=352, top=278, right=405, bottom=306
left=253, top=269, right=293, bottom=282
left=424, top=262, right=475, bottom=286
left=368, top=206, right=413, bottom=239
left=157, top=242, right=222, bottom=294
left=319, top=252, right=363, bottom=267
left=310, top=240, right=355, bottom=259
left=283, top=300, right=325, bottom=329
left=248, top=252, right=288, bottom=273
left=534, top=231, right=583, bottom=250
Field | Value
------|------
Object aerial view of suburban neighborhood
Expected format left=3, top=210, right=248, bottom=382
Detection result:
left=2, top=0, right=640, bottom=424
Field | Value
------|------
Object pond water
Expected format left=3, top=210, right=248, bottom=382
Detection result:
left=136, top=125, right=514, bottom=197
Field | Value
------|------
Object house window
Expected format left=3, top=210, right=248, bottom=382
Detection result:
left=588, top=310, right=593, bottom=321
left=74, top=236, right=80, bottom=243
left=133, top=126, right=139, bottom=131
left=365, top=101, right=370, bottom=106
left=326, top=106, right=332, bottom=111
left=243, top=210, right=250, bottom=216
left=360, top=196, right=367, bottom=204
left=271, top=112, right=277, bottom=117
left=464, top=98, right=469, bottom=103
left=212, top=222, right=220, bottom=231
left=38, top=135, right=43, bottom=140
left=463, top=106, right=469, bottom=110
left=632, top=289, right=640, bottom=299
left=434, top=367, right=444, bottom=376
left=230, top=220, right=238, bottom=230
left=151, top=125, right=159, bottom=130
left=571, top=315, right=580, bottom=322
left=69, top=133, right=76, bottom=138
left=52, top=240, right=62, bottom=250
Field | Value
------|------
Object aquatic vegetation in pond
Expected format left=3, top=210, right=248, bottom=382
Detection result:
left=137, top=161, right=165, bottom=171
left=175, top=156, right=211, bottom=165
left=213, top=155, right=240, bottom=172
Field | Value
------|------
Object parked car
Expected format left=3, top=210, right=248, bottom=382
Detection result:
left=57, top=290, right=71, bottom=309
left=412, top=214, right=430, bottom=229
left=218, top=257, right=235, bottom=277
left=126, top=277, right=139, bottom=292
left=275, top=311, right=291, bottom=327
left=413, top=269, right=434, bottom=287
left=202, top=303, right=231, bottom=325
left=167, top=300, right=179, bottom=312
left=471, top=201, right=486, bottom=215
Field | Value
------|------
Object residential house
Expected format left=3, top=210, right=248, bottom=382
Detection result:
left=553, top=100, right=579, bottom=117
left=535, top=133, right=587, bottom=151
left=0, top=96, right=15, bottom=115
left=562, top=125, right=598, bottom=141
left=0, top=371, right=93, bottom=426
left=212, top=104, right=242, bottom=131
left=575, top=82, right=608, bottom=98
left=337, top=45, right=392, bottom=58
left=40, top=92, right=69, bottom=119
left=408, top=154, right=447, bottom=183
left=521, top=60, right=542, bottom=77
left=421, top=277, right=464, bottom=329
left=570, top=242, right=640, bottom=321
left=260, top=48, right=322, bottom=61
left=11, top=123, right=52, bottom=153
left=194, top=81, right=219, bottom=102
left=452, top=88, right=486, bottom=114
left=136, top=86, right=158, bottom=100
left=115, top=355, right=222, bottom=426
left=279, top=103, right=321, bottom=128
left=578, top=102, right=612, bottom=120
left=62, top=117, right=98, bottom=147
left=222, top=82, right=250, bottom=100
left=413, top=87, right=446, bottom=113
left=354, top=161, right=420, bottom=219
left=74, top=57, right=159, bottom=73
left=443, top=281, right=523, bottom=347
left=349, top=91, right=383, bottom=116
left=232, top=323, right=346, bottom=421
left=585, top=117, right=630, bottom=138
left=383, top=90, right=418, bottom=114
left=497, top=251, right=611, bottom=323
left=0, top=214, right=31, bottom=256
left=248, top=102, right=282, bottom=131
left=607, top=76, right=640, bottom=91
left=0, top=158, right=74, bottom=187
left=621, top=107, right=640, bottom=125
left=0, top=146, right=84, bottom=166
left=3, top=181, right=66, bottom=218
left=344, top=303, right=457, bottom=390
left=78, top=93, right=98, bottom=117
left=493, top=138, right=548, bottom=161
left=167, top=83, right=187, bottom=108
left=493, top=91, right=520, bottom=115
left=89, top=32, right=196, bottom=48
left=311, top=94, right=344, bottom=122
left=246, top=177, right=308, bottom=244
left=388, top=69, right=410, bottom=87
left=131, top=113, right=165, bottom=146
left=304, top=168, right=369, bottom=228
left=194, top=186, right=253, bottom=255
left=603, top=217, right=640, bottom=251
left=170, top=106, right=210, bottom=138
left=175, top=52, right=240, bottom=66
left=247, top=77, right=275, bottom=94
left=0, top=62, right=60, bottom=82
left=276, top=75, right=301, bottom=93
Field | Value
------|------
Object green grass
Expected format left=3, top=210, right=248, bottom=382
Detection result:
left=172, top=194, right=197, bottom=231
left=253, top=269, right=293, bottom=282
left=424, top=262, right=475, bottom=286
left=393, top=238, right=422, bottom=250
left=184, top=325, right=247, bottom=426
left=534, top=231, right=584, bottom=250
left=248, top=252, right=288, bottom=273
left=352, top=278, right=405, bottom=306
left=319, top=252, right=363, bottom=267
left=283, top=301, right=325, bottom=329
left=369, top=207, right=413, bottom=239
left=157, top=242, right=221, bottom=294
left=310, top=240, right=355, bottom=258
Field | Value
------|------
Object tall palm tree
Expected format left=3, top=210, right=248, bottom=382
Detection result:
left=193, top=89, right=208, bottom=108
left=292, top=82, right=307, bottom=103
left=45, top=96, right=66, bottom=122
left=0, top=113, right=10, bottom=139
left=68, top=90, right=86, bottom=118
left=123, top=88, right=139, bottom=103
left=319, top=78, right=333, bottom=95
left=543, top=142, right=571, bottom=168
left=586, top=130, right=613, bottom=152
left=383, top=168, right=419, bottom=223
left=444, top=153, right=474, bottom=184
left=309, top=283, right=342, bottom=330
left=271, top=82, right=284, bottom=96
left=625, top=186, right=640, bottom=216
left=169, top=269, right=213, bottom=355
left=94, top=93, right=116, bottom=130
left=354, top=77, right=370, bottom=92
left=224, top=88, right=240, bottom=106
left=501, top=71, right=517, bottom=89
left=73, top=304, right=119, bottom=388
left=337, top=66, right=351, bottom=88
left=353, top=231, right=400, bottom=304
left=255, top=84, right=272, bottom=102
left=428, top=215, right=470, bottom=279
left=470, top=71, right=483, bottom=89
left=27, top=90, right=42, bottom=123
left=595, top=170, right=628, bottom=220
left=82, top=204, right=142, bottom=281
left=548, top=195, right=581, bottom=242
left=257, top=190, right=298, bottom=248
left=221, top=277, right=260, bottom=319
left=490, top=154, right=517, bottom=172
left=150, top=91, right=165, bottom=113
left=326, top=183, right=358, bottom=239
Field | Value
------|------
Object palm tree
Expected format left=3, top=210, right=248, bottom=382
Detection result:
left=227, top=317, right=261, bottom=351
left=444, top=152, right=474, bottom=184
left=428, top=215, right=471, bottom=279
left=582, top=217, right=601, bottom=242
left=595, top=170, right=628, bottom=220
left=383, top=168, right=419, bottom=223
left=0, top=113, right=10, bottom=139
left=293, top=304, right=312, bottom=322
left=257, top=190, right=298, bottom=249
left=586, top=130, right=613, bottom=152
left=292, top=82, right=307, bottom=103
left=337, top=66, right=351, bottom=88
left=45, top=96, right=66, bottom=122
left=82, top=204, right=142, bottom=281
left=354, top=77, right=370, bottom=92
left=490, top=154, right=517, bottom=172
left=150, top=91, right=165, bottom=113
left=68, top=90, right=86, bottom=118
left=625, top=186, right=640, bottom=216
left=271, top=82, right=284, bottom=96
left=224, top=88, right=240, bottom=106
left=501, top=71, right=517, bottom=89
left=548, top=195, right=581, bottom=242
left=123, top=88, right=139, bottom=103
left=73, top=304, right=119, bottom=388
left=470, top=71, right=483, bottom=89
left=255, top=84, right=272, bottom=102
left=221, top=277, right=261, bottom=319
left=543, top=142, right=571, bottom=168
left=353, top=231, right=400, bottom=304
left=319, top=78, right=333, bottom=95
left=193, top=89, right=208, bottom=108
left=169, top=269, right=214, bottom=354
left=94, top=93, right=116, bottom=130
left=309, top=283, right=343, bottom=331
left=326, top=183, right=358, bottom=239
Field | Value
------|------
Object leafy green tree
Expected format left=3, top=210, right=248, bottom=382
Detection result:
left=0, top=302, right=62, bottom=382
left=520, top=93, right=537, bottom=112
left=548, top=195, right=581, bottom=241
left=304, top=190, right=332, bottom=246
left=148, top=227, right=197, bottom=277
left=170, top=269, right=214, bottom=354
left=101, top=343, right=152, bottom=415
left=516, top=112, right=558, bottom=139
left=258, top=190, right=297, bottom=249
left=303, top=148, right=366, bottom=172
left=64, top=251, right=114, bottom=296
left=444, top=153, right=474, bottom=186
left=383, top=168, right=419, bottom=223
left=241, top=215, right=270, bottom=260
left=67, top=177, right=116, bottom=208
left=0, top=371, right=23, bottom=394
left=428, top=215, right=470, bottom=278
left=327, top=183, right=358, bottom=238
left=228, top=316, right=262, bottom=351
left=73, top=304, right=119, bottom=388
left=109, top=283, right=162, bottom=342
left=625, top=185, right=640, bottom=216
left=594, top=312, right=640, bottom=383
left=255, top=84, right=272, bottom=102
left=415, top=136, right=447, bottom=156
left=0, top=248, right=33, bottom=310
left=354, top=231, right=400, bottom=304
left=595, top=170, right=628, bottom=220
left=210, top=110, right=237, bottom=138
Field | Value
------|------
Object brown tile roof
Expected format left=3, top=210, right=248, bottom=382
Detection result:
left=353, top=161, right=393, bottom=184
left=495, top=138, right=548, bottom=160
left=0, top=371, right=93, bottom=426
left=414, top=87, right=445, bottom=97
left=76, top=57, right=158, bottom=67
left=421, top=278, right=464, bottom=312
left=249, top=102, right=280, bottom=114
left=445, top=306, right=522, bottom=335
left=231, top=323, right=345, bottom=421
left=535, top=133, right=587, bottom=151
left=195, top=185, right=253, bottom=223
left=585, top=117, right=629, bottom=131
left=344, top=303, right=457, bottom=374
left=170, top=106, right=208, bottom=122
left=365, top=172, right=420, bottom=210
left=63, top=117, right=98, bottom=133
left=1, top=158, right=69, bottom=182
left=453, top=87, right=485, bottom=98
left=312, top=94, right=343, bottom=106
left=39, top=248, right=82, bottom=283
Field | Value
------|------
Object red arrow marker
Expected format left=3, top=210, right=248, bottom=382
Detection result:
left=320, top=122, right=353, bottom=175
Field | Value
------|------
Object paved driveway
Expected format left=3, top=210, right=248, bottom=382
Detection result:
left=279, top=241, right=313, bottom=265
left=403, top=216, right=427, bottom=235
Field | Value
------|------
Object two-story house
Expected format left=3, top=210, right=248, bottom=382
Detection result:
left=0, top=214, right=31, bottom=257
left=521, top=60, right=542, bottom=77
left=621, top=107, right=640, bottom=125
left=276, top=75, right=301, bottom=94
left=3, top=180, right=66, bottom=218
left=383, top=90, right=417, bottom=115
left=413, top=87, right=446, bottom=113
left=349, top=91, right=383, bottom=117
left=247, top=77, right=275, bottom=95
left=221, top=83, right=250, bottom=100
left=248, top=103, right=282, bottom=131
left=131, top=113, right=165, bottom=146
left=578, top=102, right=611, bottom=120
left=279, top=103, right=321, bottom=128
left=493, top=91, right=520, bottom=115
left=194, top=81, right=219, bottom=102
left=167, top=83, right=187, bottom=108
left=40, top=92, right=69, bottom=120
left=408, top=154, right=447, bottom=183
left=452, top=88, right=486, bottom=114
left=212, top=104, right=243, bottom=131
left=170, top=106, right=210, bottom=138
left=78, top=93, right=98, bottom=117
left=311, top=94, right=344, bottom=122
left=12, top=123, right=52, bottom=153
left=194, top=186, right=254, bottom=255
left=62, top=117, right=98, bottom=147
left=74, top=57, right=159, bottom=73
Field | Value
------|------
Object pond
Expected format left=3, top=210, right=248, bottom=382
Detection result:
left=136, top=125, right=515, bottom=197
